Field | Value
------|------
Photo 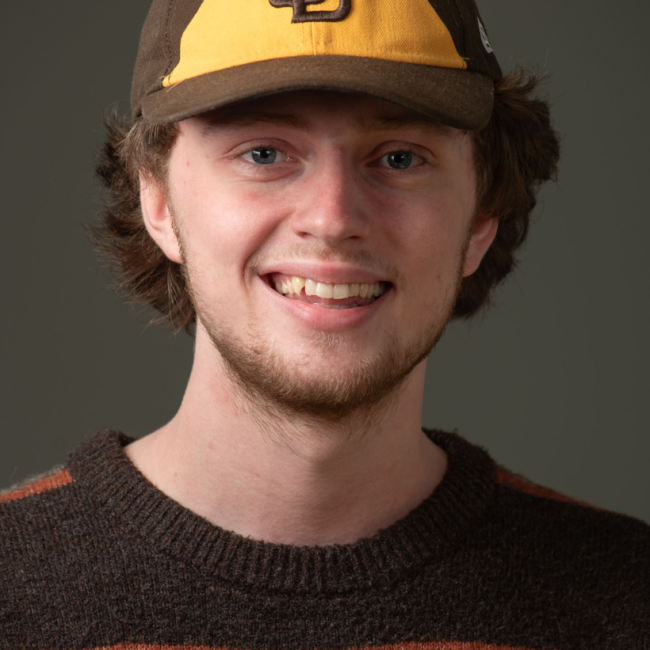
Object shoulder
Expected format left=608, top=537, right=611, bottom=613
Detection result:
left=0, top=461, right=119, bottom=641
left=493, top=465, right=650, bottom=541
left=488, top=466, right=650, bottom=602
left=0, top=465, right=77, bottom=527
left=0, top=466, right=74, bottom=507
left=0, top=466, right=85, bottom=590
left=0, top=431, right=128, bottom=545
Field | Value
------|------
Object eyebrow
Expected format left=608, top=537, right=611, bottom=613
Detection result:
left=362, top=115, right=457, bottom=136
left=199, top=108, right=457, bottom=138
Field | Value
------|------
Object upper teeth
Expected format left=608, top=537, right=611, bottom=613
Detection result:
left=274, top=276, right=385, bottom=299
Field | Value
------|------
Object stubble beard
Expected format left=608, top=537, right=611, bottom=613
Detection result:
left=184, top=262, right=464, bottom=434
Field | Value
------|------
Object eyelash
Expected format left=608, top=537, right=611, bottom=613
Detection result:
left=238, top=146, right=290, bottom=165
left=235, top=144, right=427, bottom=170
left=376, top=149, right=425, bottom=169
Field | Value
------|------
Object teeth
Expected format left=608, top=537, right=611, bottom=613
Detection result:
left=291, top=276, right=305, bottom=294
left=275, top=276, right=386, bottom=300
left=315, top=282, right=334, bottom=299
left=333, top=284, right=349, bottom=299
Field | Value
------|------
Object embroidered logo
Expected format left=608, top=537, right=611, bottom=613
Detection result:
left=269, top=0, right=351, bottom=23
left=477, top=18, right=493, bottom=53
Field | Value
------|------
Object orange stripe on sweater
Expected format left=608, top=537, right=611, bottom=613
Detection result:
left=355, top=641, right=533, bottom=650
left=0, top=468, right=73, bottom=504
left=56, top=641, right=543, bottom=650
left=497, top=468, right=596, bottom=509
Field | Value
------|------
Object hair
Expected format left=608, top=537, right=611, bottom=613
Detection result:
left=92, top=69, right=560, bottom=333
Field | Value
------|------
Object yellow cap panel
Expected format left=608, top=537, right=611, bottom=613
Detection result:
left=163, top=0, right=466, bottom=88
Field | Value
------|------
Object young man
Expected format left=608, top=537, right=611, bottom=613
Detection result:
left=1, top=0, right=648, bottom=648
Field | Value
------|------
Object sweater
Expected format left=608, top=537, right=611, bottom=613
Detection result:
left=1, top=429, right=648, bottom=649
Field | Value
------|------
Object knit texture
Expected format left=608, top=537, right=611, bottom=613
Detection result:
left=1, top=429, right=648, bottom=649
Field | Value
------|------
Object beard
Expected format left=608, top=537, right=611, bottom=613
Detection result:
left=203, top=316, right=446, bottom=425
left=183, top=257, right=464, bottom=429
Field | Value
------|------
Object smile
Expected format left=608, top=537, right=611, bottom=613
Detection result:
left=268, top=274, right=389, bottom=310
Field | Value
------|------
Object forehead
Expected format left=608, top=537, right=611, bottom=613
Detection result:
left=189, top=90, right=461, bottom=139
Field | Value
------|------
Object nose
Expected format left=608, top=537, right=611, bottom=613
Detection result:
left=290, top=152, right=370, bottom=246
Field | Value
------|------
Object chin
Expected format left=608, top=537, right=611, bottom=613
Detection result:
left=201, top=314, right=444, bottom=423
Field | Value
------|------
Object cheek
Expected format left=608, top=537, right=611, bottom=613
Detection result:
left=380, top=191, right=470, bottom=267
left=377, top=187, right=474, bottom=316
left=172, top=162, right=286, bottom=280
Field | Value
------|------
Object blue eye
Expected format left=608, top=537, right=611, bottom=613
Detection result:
left=385, top=151, right=412, bottom=169
left=251, top=148, right=277, bottom=164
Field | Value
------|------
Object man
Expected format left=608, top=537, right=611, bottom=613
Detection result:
left=1, top=0, right=648, bottom=648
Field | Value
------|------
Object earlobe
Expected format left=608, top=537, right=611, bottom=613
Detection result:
left=463, top=213, right=498, bottom=277
left=140, top=172, right=183, bottom=264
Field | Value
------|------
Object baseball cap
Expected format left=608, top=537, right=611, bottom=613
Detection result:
left=131, top=0, right=502, bottom=130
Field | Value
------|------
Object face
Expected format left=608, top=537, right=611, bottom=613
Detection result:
left=142, top=91, right=497, bottom=422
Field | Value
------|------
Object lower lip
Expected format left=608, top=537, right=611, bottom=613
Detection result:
left=260, top=277, right=390, bottom=332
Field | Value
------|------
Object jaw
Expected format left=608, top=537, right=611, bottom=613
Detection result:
left=189, top=264, right=453, bottom=428
left=201, top=314, right=411, bottom=426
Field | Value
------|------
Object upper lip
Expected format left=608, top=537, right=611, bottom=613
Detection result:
left=257, top=263, right=390, bottom=286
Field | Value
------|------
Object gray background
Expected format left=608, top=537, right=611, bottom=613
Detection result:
left=1, top=1, right=648, bottom=522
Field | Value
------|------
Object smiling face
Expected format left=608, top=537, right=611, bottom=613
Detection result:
left=141, top=91, right=497, bottom=422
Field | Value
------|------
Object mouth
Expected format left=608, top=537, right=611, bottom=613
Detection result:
left=264, top=273, right=392, bottom=310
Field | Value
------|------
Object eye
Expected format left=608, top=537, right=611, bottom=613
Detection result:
left=381, top=151, right=414, bottom=170
left=241, top=147, right=289, bottom=165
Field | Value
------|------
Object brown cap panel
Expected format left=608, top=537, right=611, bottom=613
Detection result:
left=132, top=0, right=502, bottom=129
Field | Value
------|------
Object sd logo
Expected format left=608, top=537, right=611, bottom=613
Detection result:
left=269, top=0, right=351, bottom=23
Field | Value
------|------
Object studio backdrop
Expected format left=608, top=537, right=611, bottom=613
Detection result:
left=1, top=1, right=648, bottom=522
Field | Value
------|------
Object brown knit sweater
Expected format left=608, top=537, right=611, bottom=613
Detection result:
left=1, top=429, right=648, bottom=649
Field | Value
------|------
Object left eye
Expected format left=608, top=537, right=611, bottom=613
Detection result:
left=241, top=147, right=289, bottom=165
left=381, top=151, right=414, bottom=170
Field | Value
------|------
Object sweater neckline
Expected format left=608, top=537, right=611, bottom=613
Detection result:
left=68, top=429, right=496, bottom=594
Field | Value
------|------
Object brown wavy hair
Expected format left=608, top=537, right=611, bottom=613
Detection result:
left=92, top=70, right=560, bottom=332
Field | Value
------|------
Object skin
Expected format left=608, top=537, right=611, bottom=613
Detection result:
left=126, top=91, right=498, bottom=546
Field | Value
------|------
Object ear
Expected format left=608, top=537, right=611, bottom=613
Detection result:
left=140, top=172, right=183, bottom=264
left=463, top=212, right=498, bottom=277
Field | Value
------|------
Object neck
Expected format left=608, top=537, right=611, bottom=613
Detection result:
left=126, top=334, right=447, bottom=546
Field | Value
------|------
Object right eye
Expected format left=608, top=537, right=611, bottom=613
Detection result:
left=241, top=147, right=289, bottom=165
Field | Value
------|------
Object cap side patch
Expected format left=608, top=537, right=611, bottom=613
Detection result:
left=477, top=18, right=493, bottom=53
left=163, top=0, right=465, bottom=88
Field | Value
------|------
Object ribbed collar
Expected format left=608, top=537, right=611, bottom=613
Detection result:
left=68, top=429, right=496, bottom=594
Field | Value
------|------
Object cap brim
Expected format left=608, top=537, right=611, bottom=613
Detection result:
left=141, top=55, right=494, bottom=130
